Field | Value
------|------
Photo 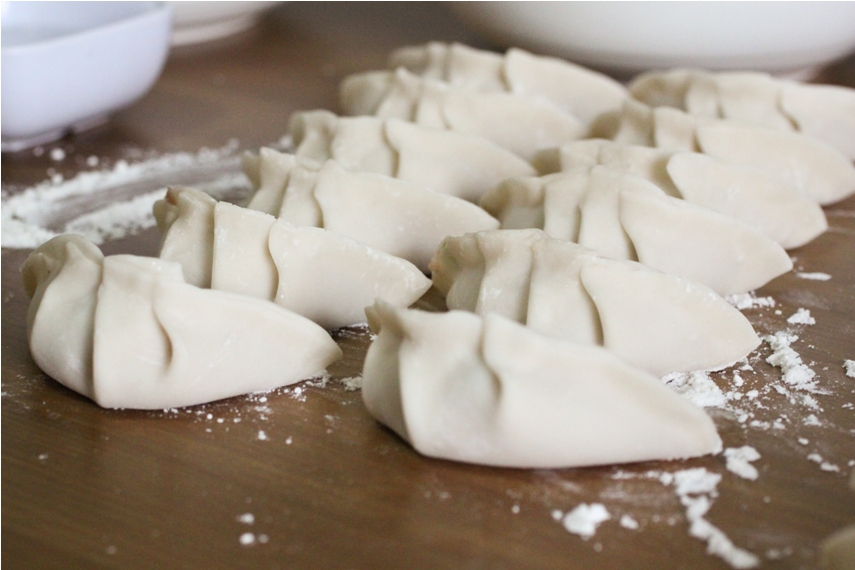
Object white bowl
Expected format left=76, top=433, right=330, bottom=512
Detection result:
left=452, top=2, right=855, bottom=76
left=1, top=1, right=172, bottom=151
left=169, top=1, right=282, bottom=46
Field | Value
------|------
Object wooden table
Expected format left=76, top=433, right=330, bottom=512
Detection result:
left=3, top=4, right=854, bottom=569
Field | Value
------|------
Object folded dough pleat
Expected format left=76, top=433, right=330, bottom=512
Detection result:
left=22, top=235, right=342, bottom=409
left=389, top=42, right=629, bottom=125
left=155, top=187, right=432, bottom=330
left=590, top=99, right=855, bottom=205
left=362, top=300, right=722, bottom=468
left=240, top=149, right=500, bottom=271
left=430, top=230, right=760, bottom=376
left=531, top=139, right=828, bottom=249
left=479, top=167, right=792, bottom=295
left=22, top=235, right=103, bottom=397
left=630, top=68, right=855, bottom=160
left=289, top=110, right=534, bottom=202
left=340, top=67, right=586, bottom=160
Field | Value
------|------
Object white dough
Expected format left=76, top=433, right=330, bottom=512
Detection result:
left=430, top=230, right=760, bottom=376
left=22, top=235, right=342, bottom=409
left=340, top=67, right=586, bottom=160
left=389, top=42, right=629, bottom=125
left=590, top=100, right=855, bottom=205
left=630, top=68, right=855, bottom=160
left=155, top=187, right=432, bottom=330
left=533, top=139, right=828, bottom=249
left=479, top=167, right=793, bottom=295
left=240, top=149, right=500, bottom=271
left=289, top=110, right=535, bottom=202
left=361, top=301, right=722, bottom=468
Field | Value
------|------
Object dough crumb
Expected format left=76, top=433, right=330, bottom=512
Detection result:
left=786, top=308, right=815, bottom=326
left=561, top=503, right=610, bottom=540
left=620, top=514, right=640, bottom=530
left=795, top=272, right=831, bottom=281
left=724, top=446, right=761, bottom=480
left=725, top=292, right=775, bottom=310
left=844, top=360, right=855, bottom=378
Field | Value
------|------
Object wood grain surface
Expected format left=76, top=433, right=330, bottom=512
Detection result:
left=3, top=4, right=854, bottom=569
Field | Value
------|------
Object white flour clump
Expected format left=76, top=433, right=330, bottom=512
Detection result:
left=724, top=446, right=761, bottom=480
left=844, top=360, right=855, bottom=378
left=786, top=308, right=815, bottom=326
left=670, top=468, right=760, bottom=569
left=763, top=333, right=819, bottom=392
left=339, top=376, right=363, bottom=391
left=663, top=370, right=727, bottom=409
left=795, top=272, right=831, bottom=281
left=560, top=503, right=610, bottom=540
left=725, top=293, right=775, bottom=310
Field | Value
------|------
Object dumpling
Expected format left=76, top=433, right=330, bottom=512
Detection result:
left=361, top=300, right=722, bottom=468
left=22, top=235, right=342, bottom=409
left=590, top=99, right=855, bottom=205
left=241, top=148, right=500, bottom=271
left=629, top=68, right=855, bottom=160
left=289, top=110, right=535, bottom=202
left=532, top=139, right=828, bottom=249
left=154, top=187, right=432, bottom=330
left=389, top=42, right=629, bottom=125
left=339, top=67, right=586, bottom=160
left=479, top=167, right=793, bottom=295
left=430, top=230, right=761, bottom=376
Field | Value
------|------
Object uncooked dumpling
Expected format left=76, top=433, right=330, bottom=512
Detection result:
left=629, top=68, right=855, bottom=160
left=389, top=42, right=629, bottom=125
left=590, top=100, right=855, bottom=205
left=339, top=67, right=586, bottom=160
left=430, top=230, right=761, bottom=376
left=22, top=235, right=342, bottom=409
left=289, top=110, right=535, bottom=201
left=241, top=148, right=500, bottom=271
left=479, top=167, right=793, bottom=295
left=532, top=139, right=828, bottom=249
left=155, top=187, right=432, bottom=330
left=361, top=300, right=722, bottom=468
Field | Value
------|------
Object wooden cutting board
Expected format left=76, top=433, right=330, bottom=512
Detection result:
left=3, top=4, right=854, bottom=569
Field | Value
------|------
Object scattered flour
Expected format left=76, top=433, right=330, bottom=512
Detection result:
left=845, top=360, right=855, bottom=378
left=560, top=503, right=610, bottom=540
left=763, top=333, right=819, bottom=392
left=786, top=308, right=816, bottom=326
left=239, top=532, right=256, bottom=546
left=795, top=272, right=831, bottom=281
left=663, top=370, right=727, bottom=408
left=670, top=468, right=760, bottom=569
left=726, top=293, right=775, bottom=310
left=339, top=376, right=363, bottom=391
left=619, top=514, right=639, bottom=530
left=1, top=143, right=250, bottom=249
left=237, top=513, right=255, bottom=525
left=724, top=446, right=761, bottom=481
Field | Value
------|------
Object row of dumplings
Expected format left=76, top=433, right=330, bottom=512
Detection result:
left=23, top=42, right=855, bottom=469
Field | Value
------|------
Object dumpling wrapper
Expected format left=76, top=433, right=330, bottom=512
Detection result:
left=362, top=301, right=722, bottom=468
left=156, top=187, right=432, bottom=330
left=533, top=139, right=828, bottom=249
left=289, top=110, right=535, bottom=202
left=239, top=149, right=500, bottom=272
left=630, top=68, right=855, bottom=160
left=340, top=68, right=586, bottom=160
left=389, top=42, right=629, bottom=125
left=478, top=168, right=793, bottom=295
left=431, top=230, right=760, bottom=376
left=22, top=235, right=342, bottom=409
left=590, top=99, right=855, bottom=205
